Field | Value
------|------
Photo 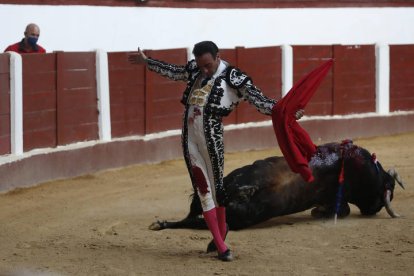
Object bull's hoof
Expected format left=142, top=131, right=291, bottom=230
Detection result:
left=217, top=249, right=233, bottom=262
left=148, top=220, right=164, bottom=231
left=311, top=206, right=333, bottom=218
left=338, top=204, right=351, bottom=218
left=311, top=204, right=350, bottom=218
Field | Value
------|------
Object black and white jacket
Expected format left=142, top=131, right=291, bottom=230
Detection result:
left=146, top=57, right=277, bottom=204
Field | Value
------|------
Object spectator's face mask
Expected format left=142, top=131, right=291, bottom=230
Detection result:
left=28, top=36, right=38, bottom=47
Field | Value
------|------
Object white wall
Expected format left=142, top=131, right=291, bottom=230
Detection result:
left=1, top=5, right=414, bottom=53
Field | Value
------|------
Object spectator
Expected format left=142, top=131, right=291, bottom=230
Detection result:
left=4, top=23, right=46, bottom=54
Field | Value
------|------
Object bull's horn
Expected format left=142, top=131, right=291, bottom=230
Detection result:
left=387, top=168, right=405, bottom=189
left=384, top=189, right=400, bottom=218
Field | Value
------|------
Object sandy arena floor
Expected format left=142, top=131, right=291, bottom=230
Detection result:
left=0, top=132, right=413, bottom=276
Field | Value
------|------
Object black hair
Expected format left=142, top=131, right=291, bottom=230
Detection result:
left=192, top=41, right=219, bottom=58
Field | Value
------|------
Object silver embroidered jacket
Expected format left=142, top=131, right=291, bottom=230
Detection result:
left=146, top=57, right=278, bottom=204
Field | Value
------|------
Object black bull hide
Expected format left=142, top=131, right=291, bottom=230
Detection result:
left=150, top=141, right=404, bottom=231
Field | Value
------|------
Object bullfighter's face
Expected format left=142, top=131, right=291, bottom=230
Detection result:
left=195, top=52, right=221, bottom=78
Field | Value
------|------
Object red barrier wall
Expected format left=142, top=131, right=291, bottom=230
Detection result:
left=56, top=52, right=98, bottom=145
left=21, top=52, right=99, bottom=151
left=1, top=45, right=414, bottom=192
left=333, top=45, right=376, bottom=114
left=235, top=46, right=282, bottom=123
left=390, top=45, right=414, bottom=111
left=1, top=0, right=413, bottom=8
left=108, top=52, right=146, bottom=137
left=105, top=45, right=388, bottom=139
left=0, top=45, right=414, bottom=154
left=293, top=45, right=376, bottom=115
left=144, top=49, right=187, bottom=134
left=0, top=54, right=10, bottom=155
left=293, top=45, right=333, bottom=115
left=293, top=45, right=375, bottom=115
left=22, top=53, right=57, bottom=151
left=1, top=45, right=413, bottom=155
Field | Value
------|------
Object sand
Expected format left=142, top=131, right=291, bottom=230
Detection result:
left=0, top=132, right=413, bottom=276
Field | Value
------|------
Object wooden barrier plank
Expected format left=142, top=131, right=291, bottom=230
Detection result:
left=333, top=45, right=376, bottom=114
left=0, top=117, right=10, bottom=155
left=57, top=89, right=97, bottom=109
left=145, top=48, right=187, bottom=134
left=293, top=45, right=333, bottom=115
left=236, top=46, right=282, bottom=123
left=57, top=52, right=98, bottom=145
left=0, top=54, right=11, bottom=155
left=22, top=54, right=57, bottom=151
left=58, top=123, right=99, bottom=144
left=62, top=70, right=96, bottom=89
left=108, top=51, right=146, bottom=137
left=58, top=52, right=95, bottom=70
left=390, top=45, right=414, bottom=111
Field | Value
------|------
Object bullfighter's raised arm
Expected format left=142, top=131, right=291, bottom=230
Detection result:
left=128, top=47, right=191, bottom=82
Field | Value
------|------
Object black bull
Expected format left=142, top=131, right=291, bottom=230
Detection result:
left=150, top=140, right=404, bottom=231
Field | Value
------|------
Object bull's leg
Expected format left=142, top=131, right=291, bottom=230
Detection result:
left=311, top=205, right=332, bottom=218
left=149, top=214, right=207, bottom=230
left=311, top=202, right=350, bottom=218
left=149, top=193, right=207, bottom=230
left=337, top=202, right=350, bottom=217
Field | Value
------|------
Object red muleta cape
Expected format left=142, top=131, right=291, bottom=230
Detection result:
left=272, top=59, right=334, bottom=182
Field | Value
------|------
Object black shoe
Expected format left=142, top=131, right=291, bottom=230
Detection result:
left=206, top=224, right=229, bottom=253
left=206, top=239, right=217, bottom=253
left=217, top=249, right=233, bottom=262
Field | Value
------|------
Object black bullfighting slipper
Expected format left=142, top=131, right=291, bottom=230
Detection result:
left=217, top=249, right=233, bottom=262
left=206, top=224, right=229, bottom=253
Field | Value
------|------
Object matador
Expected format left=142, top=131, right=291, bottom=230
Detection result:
left=129, top=41, right=305, bottom=262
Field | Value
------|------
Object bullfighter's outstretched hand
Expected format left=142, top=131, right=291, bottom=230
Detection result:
left=128, top=47, right=147, bottom=64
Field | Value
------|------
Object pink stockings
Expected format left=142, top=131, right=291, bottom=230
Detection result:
left=203, top=207, right=228, bottom=254
left=216, top=206, right=227, bottom=239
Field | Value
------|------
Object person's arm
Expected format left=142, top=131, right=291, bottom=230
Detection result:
left=128, top=47, right=191, bottom=82
left=226, top=67, right=304, bottom=119
left=226, top=67, right=276, bottom=115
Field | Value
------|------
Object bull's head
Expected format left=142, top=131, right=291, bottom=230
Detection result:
left=349, top=164, right=405, bottom=218
left=383, top=168, right=405, bottom=218
left=344, top=148, right=405, bottom=218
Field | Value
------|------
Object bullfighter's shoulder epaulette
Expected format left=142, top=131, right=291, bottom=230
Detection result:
left=185, top=59, right=199, bottom=74
left=225, top=66, right=252, bottom=89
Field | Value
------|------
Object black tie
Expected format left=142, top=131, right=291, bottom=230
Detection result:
left=201, top=77, right=211, bottom=87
